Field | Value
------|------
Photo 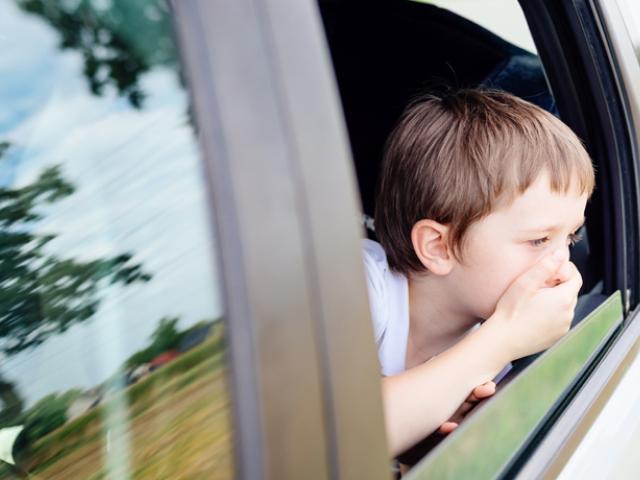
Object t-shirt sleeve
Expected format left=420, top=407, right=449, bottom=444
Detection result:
left=362, top=240, right=389, bottom=346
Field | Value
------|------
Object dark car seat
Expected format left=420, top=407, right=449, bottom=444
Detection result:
left=321, top=1, right=554, bottom=219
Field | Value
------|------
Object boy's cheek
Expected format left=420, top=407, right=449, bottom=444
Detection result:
left=454, top=246, right=532, bottom=317
left=465, top=277, right=509, bottom=320
left=485, top=264, right=530, bottom=313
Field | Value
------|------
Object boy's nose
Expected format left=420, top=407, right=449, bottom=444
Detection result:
left=560, top=246, right=571, bottom=262
left=551, top=246, right=570, bottom=264
left=543, top=247, right=572, bottom=287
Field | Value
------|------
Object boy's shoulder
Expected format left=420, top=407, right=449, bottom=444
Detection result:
left=362, top=238, right=408, bottom=311
left=362, top=238, right=387, bottom=264
left=361, top=238, right=410, bottom=375
left=362, top=239, right=395, bottom=286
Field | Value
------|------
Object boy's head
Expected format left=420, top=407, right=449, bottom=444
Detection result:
left=375, top=89, right=595, bottom=319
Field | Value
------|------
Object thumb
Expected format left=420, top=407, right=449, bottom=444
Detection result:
left=438, top=422, right=459, bottom=434
left=512, top=249, right=566, bottom=295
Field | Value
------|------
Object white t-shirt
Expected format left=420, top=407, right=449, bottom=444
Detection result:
left=362, top=239, right=410, bottom=376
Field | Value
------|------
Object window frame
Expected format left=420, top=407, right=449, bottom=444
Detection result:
left=171, top=0, right=390, bottom=478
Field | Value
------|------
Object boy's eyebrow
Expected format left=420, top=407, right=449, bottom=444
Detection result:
left=521, top=217, right=586, bottom=233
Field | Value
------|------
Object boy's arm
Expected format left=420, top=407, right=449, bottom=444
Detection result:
left=383, top=322, right=508, bottom=456
left=383, top=249, right=582, bottom=456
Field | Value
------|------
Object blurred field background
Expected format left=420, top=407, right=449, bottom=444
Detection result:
left=1, top=329, right=232, bottom=479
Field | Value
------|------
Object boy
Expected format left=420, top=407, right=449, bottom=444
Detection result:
left=364, top=89, right=594, bottom=456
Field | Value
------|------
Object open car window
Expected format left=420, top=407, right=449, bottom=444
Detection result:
left=319, top=0, right=625, bottom=473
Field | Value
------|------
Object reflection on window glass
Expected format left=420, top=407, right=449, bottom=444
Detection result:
left=0, top=1, right=232, bottom=478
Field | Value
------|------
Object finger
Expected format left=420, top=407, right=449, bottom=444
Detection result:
left=468, top=381, right=496, bottom=402
left=546, top=260, right=579, bottom=287
left=553, top=264, right=583, bottom=296
left=510, top=249, right=566, bottom=294
left=461, top=387, right=496, bottom=418
left=556, top=261, right=575, bottom=283
left=544, top=262, right=570, bottom=287
left=438, top=422, right=459, bottom=434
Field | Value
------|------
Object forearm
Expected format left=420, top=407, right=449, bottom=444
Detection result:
left=382, top=321, right=510, bottom=456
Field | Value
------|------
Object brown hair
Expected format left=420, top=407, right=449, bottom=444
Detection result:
left=374, top=89, right=595, bottom=275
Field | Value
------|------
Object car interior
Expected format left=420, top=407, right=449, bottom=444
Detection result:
left=319, top=0, right=609, bottom=465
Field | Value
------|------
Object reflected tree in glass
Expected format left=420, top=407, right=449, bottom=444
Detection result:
left=0, top=143, right=150, bottom=357
left=0, top=142, right=150, bottom=429
left=16, top=0, right=177, bottom=108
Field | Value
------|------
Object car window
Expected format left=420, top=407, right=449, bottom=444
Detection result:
left=319, top=0, right=610, bottom=471
left=0, top=1, right=233, bottom=478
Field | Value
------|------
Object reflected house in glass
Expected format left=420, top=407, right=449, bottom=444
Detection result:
left=178, top=323, right=213, bottom=353
left=148, top=350, right=180, bottom=371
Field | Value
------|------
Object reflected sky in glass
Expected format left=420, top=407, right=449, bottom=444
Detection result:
left=0, top=0, right=223, bottom=408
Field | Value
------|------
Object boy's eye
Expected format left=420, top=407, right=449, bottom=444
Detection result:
left=530, top=237, right=549, bottom=247
left=528, top=231, right=583, bottom=248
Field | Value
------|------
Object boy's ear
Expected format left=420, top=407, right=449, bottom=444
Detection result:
left=411, top=219, right=454, bottom=275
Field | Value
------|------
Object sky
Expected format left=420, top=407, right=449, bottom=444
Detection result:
left=0, top=1, right=225, bottom=407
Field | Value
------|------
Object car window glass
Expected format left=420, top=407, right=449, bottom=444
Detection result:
left=0, top=1, right=233, bottom=478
